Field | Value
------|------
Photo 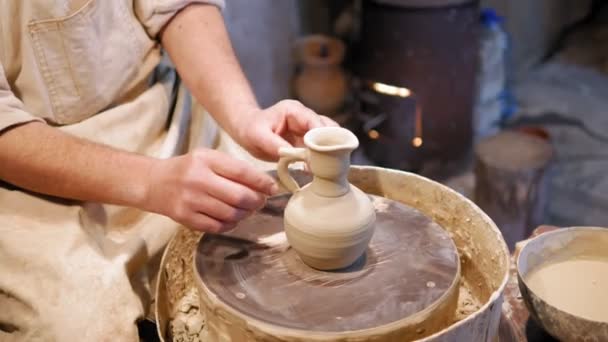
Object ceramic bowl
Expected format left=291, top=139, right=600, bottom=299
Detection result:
left=516, top=226, right=608, bottom=342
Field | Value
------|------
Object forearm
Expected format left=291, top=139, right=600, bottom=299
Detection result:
left=0, top=122, right=154, bottom=208
left=160, top=4, right=258, bottom=139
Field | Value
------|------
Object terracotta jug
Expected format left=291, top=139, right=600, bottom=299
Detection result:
left=293, top=35, right=348, bottom=117
left=277, top=127, right=376, bottom=270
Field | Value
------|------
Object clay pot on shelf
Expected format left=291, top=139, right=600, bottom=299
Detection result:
left=293, top=35, right=349, bottom=117
left=277, top=127, right=376, bottom=270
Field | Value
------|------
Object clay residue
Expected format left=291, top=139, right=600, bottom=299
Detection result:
left=164, top=277, right=485, bottom=341
left=164, top=230, right=203, bottom=309
left=454, top=282, right=482, bottom=322
left=169, top=288, right=207, bottom=342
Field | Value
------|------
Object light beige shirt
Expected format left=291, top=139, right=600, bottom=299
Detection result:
left=0, top=0, right=223, bottom=133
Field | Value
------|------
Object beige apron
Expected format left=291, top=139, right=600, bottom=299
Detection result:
left=0, top=65, right=273, bottom=342
left=0, top=1, right=274, bottom=341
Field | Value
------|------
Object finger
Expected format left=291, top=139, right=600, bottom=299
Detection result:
left=287, top=109, right=323, bottom=133
left=278, top=100, right=323, bottom=133
left=261, top=130, right=293, bottom=158
left=202, top=172, right=267, bottom=210
left=187, top=193, right=251, bottom=223
left=207, top=151, right=279, bottom=196
left=286, top=134, right=304, bottom=148
left=182, top=212, right=236, bottom=233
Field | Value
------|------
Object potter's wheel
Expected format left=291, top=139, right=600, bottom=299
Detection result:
left=194, top=194, right=460, bottom=336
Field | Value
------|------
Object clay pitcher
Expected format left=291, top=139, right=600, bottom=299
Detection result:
left=293, top=35, right=348, bottom=117
left=277, top=127, right=376, bottom=270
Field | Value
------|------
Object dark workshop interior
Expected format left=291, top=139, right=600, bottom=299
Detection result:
left=1, top=1, right=607, bottom=342
left=229, top=0, right=608, bottom=238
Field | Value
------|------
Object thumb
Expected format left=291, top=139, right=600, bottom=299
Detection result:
left=259, top=131, right=292, bottom=161
left=265, top=132, right=311, bottom=172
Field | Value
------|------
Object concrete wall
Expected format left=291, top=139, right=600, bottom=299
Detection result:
left=223, top=1, right=302, bottom=108
left=223, top=1, right=332, bottom=108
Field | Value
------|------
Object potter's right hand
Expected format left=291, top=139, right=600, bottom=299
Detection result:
left=144, top=148, right=279, bottom=233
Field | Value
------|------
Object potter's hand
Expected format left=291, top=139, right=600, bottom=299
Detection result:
left=144, top=149, right=278, bottom=233
left=235, top=100, right=338, bottom=161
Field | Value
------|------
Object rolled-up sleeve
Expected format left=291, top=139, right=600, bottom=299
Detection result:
left=134, top=0, right=225, bottom=39
left=0, top=63, right=43, bottom=133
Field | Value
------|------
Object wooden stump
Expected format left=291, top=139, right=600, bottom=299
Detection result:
left=193, top=195, right=461, bottom=341
left=474, top=130, right=554, bottom=251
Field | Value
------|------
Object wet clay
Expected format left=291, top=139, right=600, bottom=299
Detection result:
left=526, top=257, right=608, bottom=322
left=194, top=195, right=461, bottom=341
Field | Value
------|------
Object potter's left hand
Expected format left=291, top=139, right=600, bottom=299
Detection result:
left=235, top=100, right=338, bottom=161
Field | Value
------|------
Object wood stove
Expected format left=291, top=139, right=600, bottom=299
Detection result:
left=351, top=0, right=480, bottom=175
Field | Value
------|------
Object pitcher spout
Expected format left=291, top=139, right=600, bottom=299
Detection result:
left=304, top=126, right=359, bottom=153
left=303, top=127, right=359, bottom=197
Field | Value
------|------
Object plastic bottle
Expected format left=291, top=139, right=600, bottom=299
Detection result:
left=473, top=8, right=515, bottom=139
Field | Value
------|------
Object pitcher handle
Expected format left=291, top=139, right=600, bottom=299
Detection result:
left=277, top=147, right=307, bottom=193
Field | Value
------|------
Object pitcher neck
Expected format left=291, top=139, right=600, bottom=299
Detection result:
left=311, top=175, right=350, bottom=197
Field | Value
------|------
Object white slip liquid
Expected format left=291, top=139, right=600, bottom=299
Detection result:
left=526, top=258, right=608, bottom=322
